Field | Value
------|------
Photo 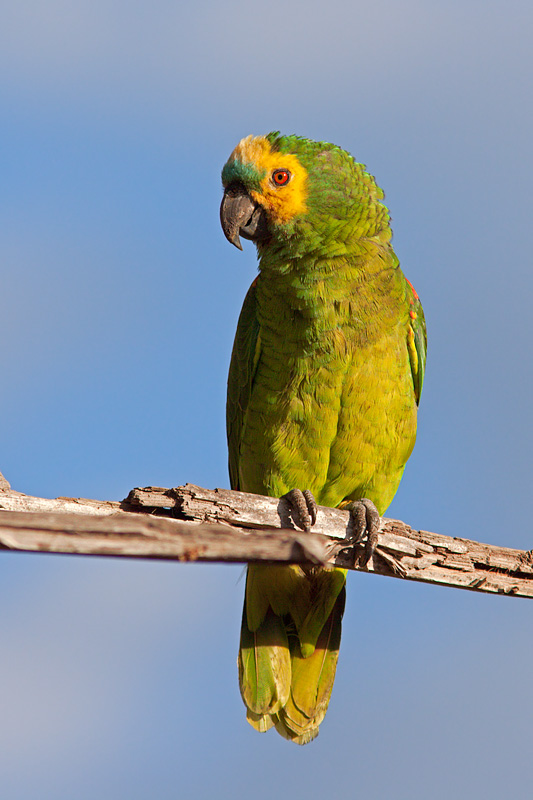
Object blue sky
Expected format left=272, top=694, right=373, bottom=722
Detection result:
left=1, top=1, right=532, bottom=797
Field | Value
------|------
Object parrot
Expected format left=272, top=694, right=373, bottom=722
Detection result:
left=220, top=133, right=426, bottom=745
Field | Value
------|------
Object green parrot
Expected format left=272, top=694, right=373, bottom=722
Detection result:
left=220, top=133, right=426, bottom=745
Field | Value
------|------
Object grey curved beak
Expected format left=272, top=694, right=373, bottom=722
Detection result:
left=220, top=183, right=269, bottom=249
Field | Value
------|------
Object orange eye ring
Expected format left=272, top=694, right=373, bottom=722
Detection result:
left=272, top=169, right=291, bottom=186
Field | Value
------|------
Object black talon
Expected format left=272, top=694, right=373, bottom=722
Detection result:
left=345, top=498, right=380, bottom=567
left=281, top=489, right=318, bottom=532
left=302, top=490, right=318, bottom=527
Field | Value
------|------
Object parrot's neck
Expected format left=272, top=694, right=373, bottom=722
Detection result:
left=255, top=240, right=405, bottom=354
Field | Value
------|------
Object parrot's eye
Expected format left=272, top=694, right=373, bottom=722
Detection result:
left=272, top=169, right=291, bottom=186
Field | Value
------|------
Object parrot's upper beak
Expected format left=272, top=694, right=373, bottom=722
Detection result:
left=220, top=183, right=269, bottom=250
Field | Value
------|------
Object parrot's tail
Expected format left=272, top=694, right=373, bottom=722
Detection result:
left=238, top=580, right=345, bottom=745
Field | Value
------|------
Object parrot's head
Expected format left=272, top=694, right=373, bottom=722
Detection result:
left=220, top=133, right=390, bottom=258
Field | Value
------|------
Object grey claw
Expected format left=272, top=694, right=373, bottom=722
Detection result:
left=282, top=488, right=318, bottom=532
left=346, top=498, right=380, bottom=567
left=302, top=490, right=317, bottom=527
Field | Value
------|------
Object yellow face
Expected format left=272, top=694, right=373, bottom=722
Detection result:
left=229, top=135, right=308, bottom=225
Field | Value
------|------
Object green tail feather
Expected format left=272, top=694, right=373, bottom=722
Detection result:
left=239, top=568, right=346, bottom=744
left=238, top=605, right=291, bottom=716
left=293, top=568, right=346, bottom=658
left=246, top=708, right=275, bottom=733
left=275, top=587, right=345, bottom=744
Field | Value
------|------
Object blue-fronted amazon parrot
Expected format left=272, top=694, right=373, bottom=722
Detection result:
left=220, top=133, right=426, bottom=744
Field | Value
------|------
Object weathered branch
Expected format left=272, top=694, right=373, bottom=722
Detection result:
left=0, top=479, right=531, bottom=598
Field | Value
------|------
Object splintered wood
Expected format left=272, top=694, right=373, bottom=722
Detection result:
left=0, top=481, right=531, bottom=598
left=127, top=485, right=533, bottom=597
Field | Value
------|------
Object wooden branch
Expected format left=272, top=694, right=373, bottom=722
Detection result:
left=0, top=511, right=330, bottom=564
left=0, top=479, right=532, bottom=598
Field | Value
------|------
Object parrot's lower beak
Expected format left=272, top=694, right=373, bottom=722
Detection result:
left=220, top=183, right=269, bottom=250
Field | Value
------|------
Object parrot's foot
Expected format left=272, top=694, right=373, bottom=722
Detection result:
left=281, top=489, right=317, bottom=532
left=345, top=499, right=381, bottom=568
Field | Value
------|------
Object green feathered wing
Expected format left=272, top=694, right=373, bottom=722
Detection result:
left=226, top=279, right=261, bottom=493
left=405, top=279, right=427, bottom=406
